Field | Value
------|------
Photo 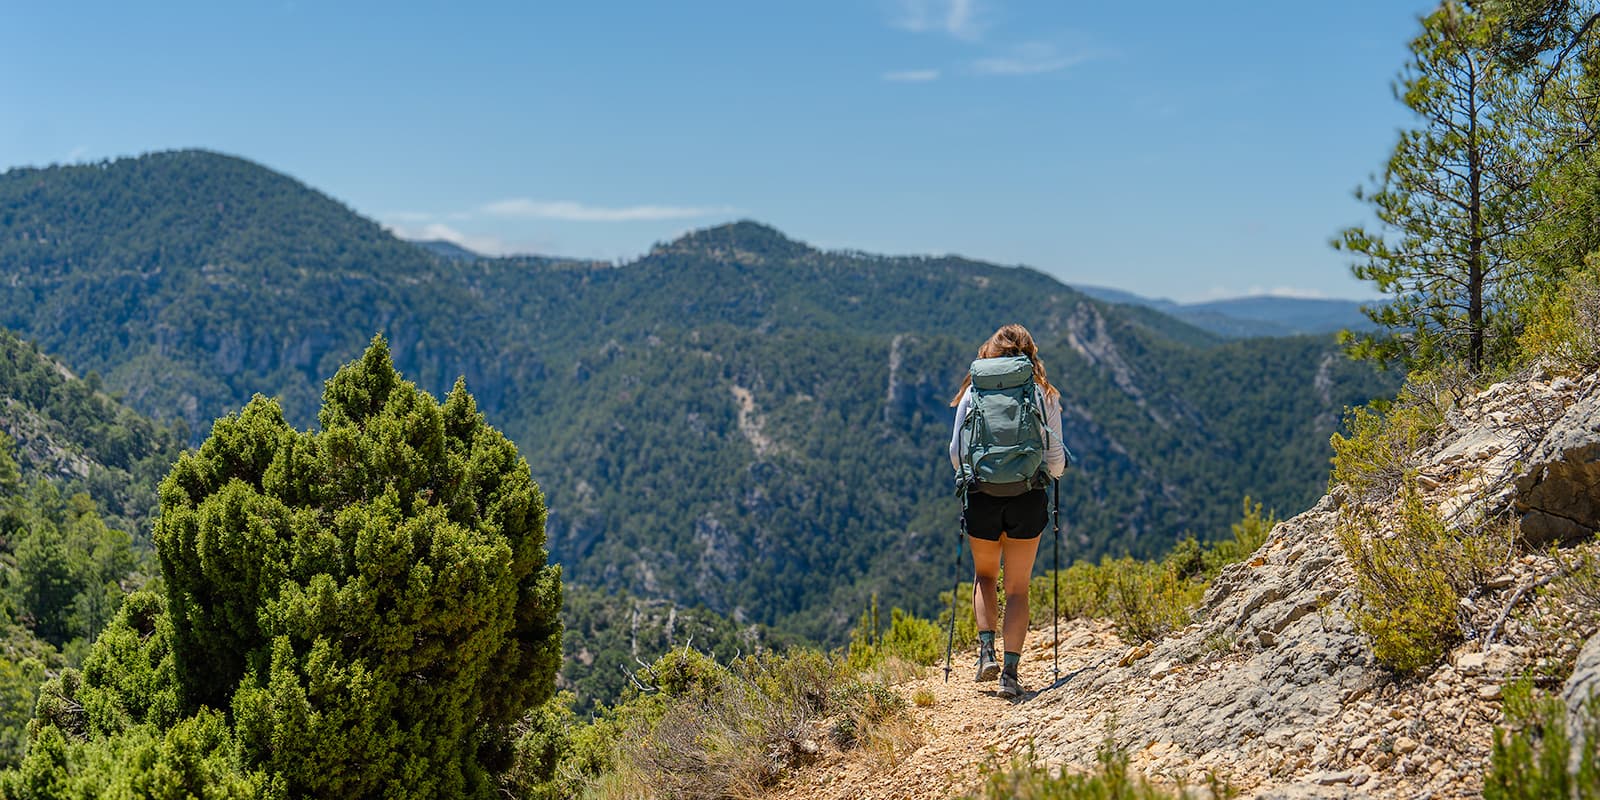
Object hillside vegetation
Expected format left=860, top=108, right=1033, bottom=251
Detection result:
left=0, top=151, right=1397, bottom=642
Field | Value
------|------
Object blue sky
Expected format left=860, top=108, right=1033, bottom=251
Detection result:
left=3, top=1, right=1437, bottom=302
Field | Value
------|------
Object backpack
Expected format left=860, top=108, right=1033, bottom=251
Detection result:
left=955, top=355, right=1049, bottom=496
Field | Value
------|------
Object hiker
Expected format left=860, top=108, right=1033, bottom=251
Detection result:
left=948, top=323, right=1066, bottom=698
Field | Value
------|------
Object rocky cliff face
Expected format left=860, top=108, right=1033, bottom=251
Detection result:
left=994, top=368, right=1600, bottom=798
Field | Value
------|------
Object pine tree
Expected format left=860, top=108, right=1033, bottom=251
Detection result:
left=1337, top=1, right=1540, bottom=372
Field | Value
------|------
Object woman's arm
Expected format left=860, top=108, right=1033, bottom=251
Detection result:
left=1043, top=391, right=1066, bottom=479
left=949, top=389, right=971, bottom=472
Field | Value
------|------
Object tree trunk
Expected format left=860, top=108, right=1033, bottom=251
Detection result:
left=1467, top=52, right=1486, bottom=373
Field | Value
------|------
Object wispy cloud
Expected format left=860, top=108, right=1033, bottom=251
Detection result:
left=891, top=0, right=986, bottom=41
left=481, top=198, right=737, bottom=223
left=382, top=210, right=436, bottom=223
left=882, top=68, right=941, bottom=82
left=384, top=222, right=507, bottom=256
left=65, top=145, right=89, bottom=162
left=1196, top=285, right=1334, bottom=302
left=970, top=42, right=1099, bottom=76
left=1251, top=286, right=1332, bottom=300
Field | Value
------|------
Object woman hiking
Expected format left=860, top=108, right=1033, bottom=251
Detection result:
left=948, top=324, right=1066, bottom=698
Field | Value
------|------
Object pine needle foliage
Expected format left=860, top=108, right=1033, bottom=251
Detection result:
left=3, top=336, right=563, bottom=799
left=1337, top=1, right=1541, bottom=373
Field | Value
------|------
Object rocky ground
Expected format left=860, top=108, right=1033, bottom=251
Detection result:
left=762, top=368, right=1600, bottom=800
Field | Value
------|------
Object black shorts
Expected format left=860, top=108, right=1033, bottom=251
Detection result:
left=963, top=488, right=1047, bottom=541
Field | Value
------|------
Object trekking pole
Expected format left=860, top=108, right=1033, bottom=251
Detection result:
left=943, top=490, right=968, bottom=683
left=1052, top=477, right=1061, bottom=683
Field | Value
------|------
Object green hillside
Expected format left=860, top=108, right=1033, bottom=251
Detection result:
left=0, top=330, right=183, bottom=537
left=0, top=328, right=184, bottom=766
left=0, top=150, right=1399, bottom=642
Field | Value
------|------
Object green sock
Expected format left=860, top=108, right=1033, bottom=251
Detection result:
left=978, top=631, right=995, bottom=650
left=1003, top=651, right=1020, bottom=675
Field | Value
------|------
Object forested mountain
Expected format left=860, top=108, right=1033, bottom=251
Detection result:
left=0, top=328, right=183, bottom=766
left=0, top=150, right=1399, bottom=642
left=0, top=329, right=183, bottom=538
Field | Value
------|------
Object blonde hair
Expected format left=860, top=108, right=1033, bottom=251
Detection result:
left=950, top=324, right=1058, bottom=406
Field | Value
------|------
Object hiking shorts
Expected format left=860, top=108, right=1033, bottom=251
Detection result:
left=963, top=488, right=1047, bottom=541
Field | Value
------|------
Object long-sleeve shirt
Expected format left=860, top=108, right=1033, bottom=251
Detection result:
left=948, top=386, right=1067, bottom=479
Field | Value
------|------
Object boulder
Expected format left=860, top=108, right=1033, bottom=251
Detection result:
left=1514, top=392, right=1600, bottom=546
left=1564, top=632, right=1600, bottom=773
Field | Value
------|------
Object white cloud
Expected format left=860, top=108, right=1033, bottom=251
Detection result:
left=382, top=210, right=435, bottom=223
left=970, top=42, right=1098, bottom=76
left=891, top=0, right=986, bottom=40
left=66, top=146, right=89, bottom=163
left=1194, top=285, right=1334, bottom=302
left=1249, top=285, right=1332, bottom=299
left=882, top=68, right=941, bottom=82
left=481, top=198, right=737, bottom=223
left=384, top=222, right=507, bottom=256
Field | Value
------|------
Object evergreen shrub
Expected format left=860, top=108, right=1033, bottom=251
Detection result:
left=1337, top=482, right=1516, bottom=675
left=1518, top=258, right=1600, bottom=374
left=1329, top=384, right=1446, bottom=503
left=3, top=337, right=563, bottom=799
left=959, top=737, right=1236, bottom=800
left=1483, top=677, right=1600, bottom=800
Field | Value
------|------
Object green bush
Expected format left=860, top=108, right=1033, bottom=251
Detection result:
left=532, top=646, right=901, bottom=800
left=828, top=679, right=906, bottom=748
left=958, top=737, right=1235, bottom=800
left=1024, top=498, right=1271, bottom=645
left=1337, top=482, right=1515, bottom=675
left=847, top=594, right=944, bottom=670
left=4, top=338, right=563, bottom=799
left=1208, top=496, right=1276, bottom=570
left=1483, top=677, right=1600, bottom=800
left=1337, top=488, right=1459, bottom=674
left=1518, top=258, right=1600, bottom=374
left=1330, top=380, right=1448, bottom=503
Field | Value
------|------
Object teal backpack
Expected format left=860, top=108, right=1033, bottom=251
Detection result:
left=955, top=355, right=1049, bottom=496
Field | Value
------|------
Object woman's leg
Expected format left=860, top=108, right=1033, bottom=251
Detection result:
left=999, top=533, right=1041, bottom=659
left=968, top=536, right=1002, bottom=633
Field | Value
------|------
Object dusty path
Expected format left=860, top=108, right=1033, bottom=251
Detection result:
left=766, top=619, right=1127, bottom=800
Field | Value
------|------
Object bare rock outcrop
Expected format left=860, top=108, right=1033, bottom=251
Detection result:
left=1011, top=370, right=1600, bottom=797
left=1022, top=491, right=1376, bottom=790
left=1564, top=632, right=1600, bottom=771
left=1515, top=387, right=1600, bottom=546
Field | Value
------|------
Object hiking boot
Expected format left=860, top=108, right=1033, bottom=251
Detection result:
left=975, top=645, right=1000, bottom=682
left=998, top=671, right=1022, bottom=698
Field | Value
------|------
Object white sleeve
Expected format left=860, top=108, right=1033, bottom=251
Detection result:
left=949, top=389, right=971, bottom=473
left=1043, top=390, right=1066, bottom=479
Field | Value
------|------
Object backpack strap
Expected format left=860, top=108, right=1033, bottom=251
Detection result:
left=954, top=396, right=979, bottom=495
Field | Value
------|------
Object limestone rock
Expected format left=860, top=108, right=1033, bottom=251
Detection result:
left=1515, top=391, right=1600, bottom=546
left=1564, top=632, right=1600, bottom=773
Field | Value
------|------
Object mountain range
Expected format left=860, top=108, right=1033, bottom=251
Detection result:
left=0, top=150, right=1399, bottom=641
left=1070, top=285, right=1375, bottom=339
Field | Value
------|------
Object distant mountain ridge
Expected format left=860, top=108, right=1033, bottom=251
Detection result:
left=0, top=150, right=1399, bottom=641
left=1073, top=285, right=1375, bottom=338
left=411, top=238, right=485, bottom=261
left=411, top=244, right=1374, bottom=341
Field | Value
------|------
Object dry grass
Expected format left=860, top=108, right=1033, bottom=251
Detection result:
left=856, top=713, right=924, bottom=774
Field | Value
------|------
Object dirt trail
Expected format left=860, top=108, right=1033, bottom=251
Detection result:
left=766, top=619, right=1128, bottom=800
